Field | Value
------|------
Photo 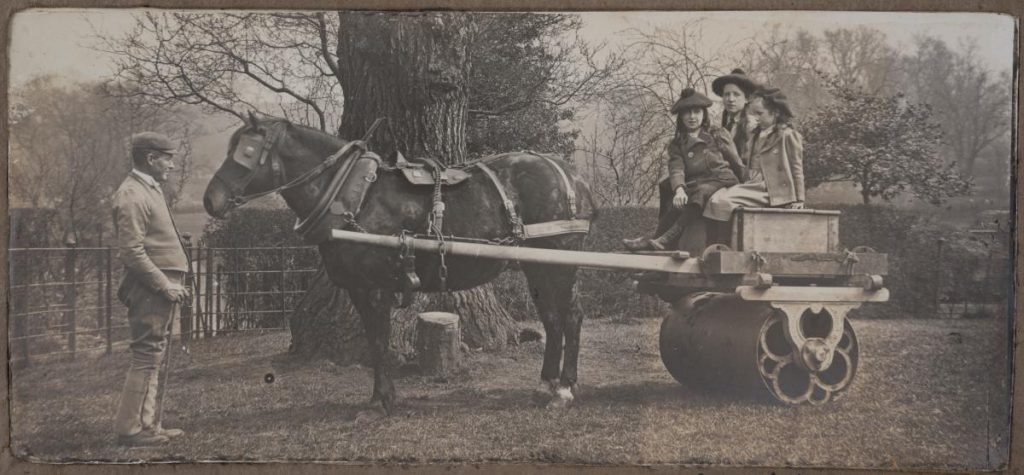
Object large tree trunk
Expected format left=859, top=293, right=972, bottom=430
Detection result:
left=288, top=12, right=518, bottom=364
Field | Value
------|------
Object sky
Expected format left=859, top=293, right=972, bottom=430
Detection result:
left=9, top=9, right=1016, bottom=88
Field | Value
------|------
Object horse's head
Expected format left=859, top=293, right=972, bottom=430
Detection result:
left=204, top=112, right=290, bottom=218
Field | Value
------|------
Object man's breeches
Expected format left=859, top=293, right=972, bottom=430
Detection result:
left=113, top=271, right=182, bottom=436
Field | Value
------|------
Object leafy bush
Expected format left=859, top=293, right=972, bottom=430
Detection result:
left=825, top=204, right=1008, bottom=318
left=10, top=208, right=63, bottom=248
left=202, top=208, right=319, bottom=329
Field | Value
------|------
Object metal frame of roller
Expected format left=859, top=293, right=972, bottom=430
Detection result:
left=328, top=208, right=889, bottom=406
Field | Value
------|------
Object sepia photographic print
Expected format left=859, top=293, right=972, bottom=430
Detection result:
left=3, top=3, right=1019, bottom=473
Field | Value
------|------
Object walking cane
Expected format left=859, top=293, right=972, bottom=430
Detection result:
left=154, top=301, right=180, bottom=431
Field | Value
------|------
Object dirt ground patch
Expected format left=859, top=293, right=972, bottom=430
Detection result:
left=9, top=316, right=1010, bottom=470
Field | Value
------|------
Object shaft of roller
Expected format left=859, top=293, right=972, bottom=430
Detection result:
left=329, top=229, right=702, bottom=274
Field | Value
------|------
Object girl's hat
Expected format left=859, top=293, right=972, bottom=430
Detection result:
left=712, top=68, right=758, bottom=97
left=670, top=87, right=713, bottom=113
left=754, top=87, right=794, bottom=118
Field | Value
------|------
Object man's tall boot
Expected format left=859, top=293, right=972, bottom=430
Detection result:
left=114, top=368, right=168, bottom=447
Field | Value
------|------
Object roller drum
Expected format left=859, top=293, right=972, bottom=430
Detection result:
left=659, top=293, right=859, bottom=405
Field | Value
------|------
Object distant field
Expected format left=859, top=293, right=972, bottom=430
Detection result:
left=9, top=316, right=1010, bottom=470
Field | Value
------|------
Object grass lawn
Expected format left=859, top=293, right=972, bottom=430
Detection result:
left=9, top=315, right=1010, bottom=470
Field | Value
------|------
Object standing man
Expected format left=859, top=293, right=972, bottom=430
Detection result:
left=112, top=132, right=188, bottom=447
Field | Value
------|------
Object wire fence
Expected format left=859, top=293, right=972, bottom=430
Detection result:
left=8, top=241, right=319, bottom=367
left=932, top=229, right=1012, bottom=319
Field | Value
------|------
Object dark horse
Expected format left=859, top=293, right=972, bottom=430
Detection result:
left=203, top=115, right=597, bottom=413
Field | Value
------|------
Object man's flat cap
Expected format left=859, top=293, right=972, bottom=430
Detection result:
left=131, top=132, right=179, bottom=154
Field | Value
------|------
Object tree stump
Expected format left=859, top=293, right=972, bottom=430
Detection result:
left=416, top=312, right=461, bottom=377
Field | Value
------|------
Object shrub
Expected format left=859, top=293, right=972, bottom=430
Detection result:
left=10, top=208, right=63, bottom=248
left=825, top=204, right=1008, bottom=318
left=202, top=208, right=319, bottom=329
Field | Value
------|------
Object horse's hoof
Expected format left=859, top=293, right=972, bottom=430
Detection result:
left=532, top=380, right=556, bottom=404
left=380, top=396, right=396, bottom=416
left=545, top=386, right=575, bottom=409
left=354, top=409, right=385, bottom=425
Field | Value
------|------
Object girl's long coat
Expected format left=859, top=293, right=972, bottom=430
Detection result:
left=749, top=124, right=805, bottom=205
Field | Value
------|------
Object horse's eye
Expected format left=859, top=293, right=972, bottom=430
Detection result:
left=244, top=146, right=256, bottom=157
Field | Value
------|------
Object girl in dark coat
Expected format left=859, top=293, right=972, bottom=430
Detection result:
left=623, top=88, right=741, bottom=251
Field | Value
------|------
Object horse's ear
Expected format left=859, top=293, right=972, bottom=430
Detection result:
left=247, top=110, right=259, bottom=127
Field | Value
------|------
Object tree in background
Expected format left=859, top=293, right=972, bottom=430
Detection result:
left=465, top=14, right=614, bottom=158
left=803, top=81, right=970, bottom=205
left=738, top=25, right=830, bottom=116
left=821, top=27, right=900, bottom=96
left=904, top=36, right=1012, bottom=177
left=9, top=76, right=197, bottom=246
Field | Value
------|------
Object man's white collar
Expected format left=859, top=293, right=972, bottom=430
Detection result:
left=131, top=168, right=160, bottom=188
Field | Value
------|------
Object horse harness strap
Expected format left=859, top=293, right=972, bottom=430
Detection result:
left=476, top=154, right=591, bottom=242
left=476, top=161, right=526, bottom=241
left=294, top=149, right=380, bottom=243
left=529, top=152, right=579, bottom=220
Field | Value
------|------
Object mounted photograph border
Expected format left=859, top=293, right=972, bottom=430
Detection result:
left=0, top=0, right=1020, bottom=474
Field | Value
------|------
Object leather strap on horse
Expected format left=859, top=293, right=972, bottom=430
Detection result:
left=476, top=161, right=525, bottom=241
left=529, top=152, right=579, bottom=220
left=476, top=156, right=591, bottom=242
left=293, top=120, right=386, bottom=241
left=293, top=143, right=369, bottom=239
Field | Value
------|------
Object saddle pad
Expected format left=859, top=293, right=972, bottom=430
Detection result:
left=400, top=166, right=471, bottom=186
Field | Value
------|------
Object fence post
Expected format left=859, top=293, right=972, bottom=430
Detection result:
left=12, top=251, right=30, bottom=368
left=64, top=233, right=78, bottom=360
left=214, top=266, right=223, bottom=337
left=106, top=246, right=113, bottom=355
left=193, top=241, right=202, bottom=340
left=181, top=233, right=194, bottom=344
left=205, top=246, right=214, bottom=338
left=279, top=244, right=287, bottom=326
left=933, top=238, right=945, bottom=318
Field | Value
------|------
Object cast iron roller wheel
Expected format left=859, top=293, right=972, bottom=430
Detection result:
left=756, top=309, right=859, bottom=405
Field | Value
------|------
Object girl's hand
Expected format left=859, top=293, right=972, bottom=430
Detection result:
left=673, top=189, right=688, bottom=209
left=787, top=201, right=805, bottom=210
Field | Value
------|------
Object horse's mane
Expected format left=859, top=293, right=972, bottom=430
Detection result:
left=258, top=116, right=348, bottom=158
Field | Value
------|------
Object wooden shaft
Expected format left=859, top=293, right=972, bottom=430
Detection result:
left=329, top=230, right=702, bottom=274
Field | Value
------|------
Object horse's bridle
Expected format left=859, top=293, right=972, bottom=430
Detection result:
left=216, top=120, right=371, bottom=208
left=219, top=121, right=289, bottom=207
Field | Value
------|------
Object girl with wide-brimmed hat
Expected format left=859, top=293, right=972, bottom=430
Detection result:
left=704, top=86, right=806, bottom=229
left=622, top=87, right=741, bottom=251
left=712, top=68, right=758, bottom=170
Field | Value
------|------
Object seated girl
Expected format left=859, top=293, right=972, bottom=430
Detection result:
left=703, top=87, right=805, bottom=230
left=623, top=88, right=741, bottom=251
